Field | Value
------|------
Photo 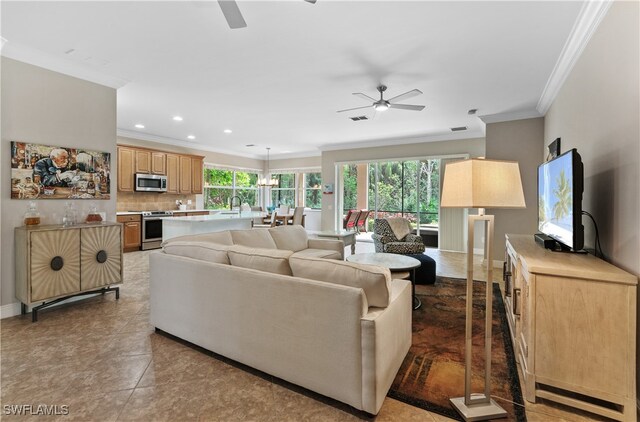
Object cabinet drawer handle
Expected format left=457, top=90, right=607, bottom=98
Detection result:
left=96, top=250, right=108, bottom=263
left=513, top=288, right=521, bottom=316
left=50, top=256, right=64, bottom=271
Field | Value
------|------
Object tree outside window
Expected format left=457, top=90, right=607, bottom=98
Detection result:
left=204, top=167, right=260, bottom=209
left=304, top=172, right=322, bottom=209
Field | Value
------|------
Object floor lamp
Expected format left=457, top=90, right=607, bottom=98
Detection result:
left=440, top=158, right=526, bottom=421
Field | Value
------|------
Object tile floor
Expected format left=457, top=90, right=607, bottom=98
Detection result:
left=0, top=242, right=614, bottom=421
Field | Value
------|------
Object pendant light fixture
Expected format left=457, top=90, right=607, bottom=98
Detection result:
left=257, top=147, right=278, bottom=187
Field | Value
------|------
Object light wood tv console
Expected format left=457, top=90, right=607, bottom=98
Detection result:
left=504, top=234, right=637, bottom=421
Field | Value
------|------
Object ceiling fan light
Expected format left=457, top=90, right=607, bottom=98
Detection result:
left=374, top=103, right=389, bottom=111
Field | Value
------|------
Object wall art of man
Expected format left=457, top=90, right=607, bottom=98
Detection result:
left=33, top=148, right=76, bottom=186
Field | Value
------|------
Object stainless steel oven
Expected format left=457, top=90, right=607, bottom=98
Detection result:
left=141, top=211, right=173, bottom=250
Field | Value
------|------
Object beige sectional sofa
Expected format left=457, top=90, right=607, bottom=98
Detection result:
left=150, top=225, right=412, bottom=415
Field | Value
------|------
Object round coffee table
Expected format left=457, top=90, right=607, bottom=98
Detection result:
left=346, top=252, right=422, bottom=310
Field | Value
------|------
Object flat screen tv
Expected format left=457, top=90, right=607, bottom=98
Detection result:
left=537, top=148, right=584, bottom=251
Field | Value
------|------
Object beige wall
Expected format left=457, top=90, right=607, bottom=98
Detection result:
left=543, top=0, right=639, bottom=400
left=485, top=118, right=544, bottom=257
left=1, top=58, right=117, bottom=308
left=544, top=1, right=639, bottom=276
left=320, top=137, right=485, bottom=230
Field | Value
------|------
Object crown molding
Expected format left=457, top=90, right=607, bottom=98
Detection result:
left=536, top=0, right=613, bottom=115
left=319, top=129, right=485, bottom=152
left=478, top=109, right=543, bottom=125
left=1, top=41, right=129, bottom=89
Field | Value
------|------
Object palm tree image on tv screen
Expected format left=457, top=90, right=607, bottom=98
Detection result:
left=538, top=155, right=574, bottom=247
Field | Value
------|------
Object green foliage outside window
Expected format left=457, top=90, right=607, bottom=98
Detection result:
left=345, top=159, right=440, bottom=226
left=204, top=168, right=259, bottom=209
left=305, top=172, right=322, bottom=209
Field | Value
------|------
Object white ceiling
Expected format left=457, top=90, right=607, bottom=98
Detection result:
left=1, top=1, right=585, bottom=159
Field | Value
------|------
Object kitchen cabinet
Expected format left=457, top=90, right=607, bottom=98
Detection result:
left=152, top=152, right=166, bottom=175
left=15, top=223, right=123, bottom=321
left=117, top=147, right=135, bottom=192
left=117, top=145, right=204, bottom=194
left=135, top=150, right=151, bottom=174
left=191, top=157, right=203, bottom=194
left=179, top=156, right=192, bottom=194
left=504, top=234, right=637, bottom=421
left=166, top=154, right=179, bottom=194
left=117, top=214, right=142, bottom=252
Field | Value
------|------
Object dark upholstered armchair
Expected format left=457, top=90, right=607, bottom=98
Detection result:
left=373, top=218, right=426, bottom=254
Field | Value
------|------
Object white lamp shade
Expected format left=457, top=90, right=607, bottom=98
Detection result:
left=441, top=158, right=526, bottom=209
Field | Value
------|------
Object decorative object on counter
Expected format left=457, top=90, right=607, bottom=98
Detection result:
left=86, top=204, right=103, bottom=223
left=10, top=141, right=111, bottom=200
left=176, top=200, right=187, bottom=211
left=62, top=201, right=78, bottom=227
left=23, top=201, right=41, bottom=226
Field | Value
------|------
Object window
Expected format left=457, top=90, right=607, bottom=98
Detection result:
left=203, top=166, right=260, bottom=209
left=271, top=173, right=296, bottom=207
left=304, top=172, right=322, bottom=209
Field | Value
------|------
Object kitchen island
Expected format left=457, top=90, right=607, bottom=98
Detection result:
left=162, top=211, right=265, bottom=242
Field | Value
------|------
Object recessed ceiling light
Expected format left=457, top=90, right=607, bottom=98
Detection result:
left=223, top=129, right=232, bottom=134
left=134, top=124, right=145, bottom=129
left=173, top=116, right=183, bottom=122
left=187, top=135, right=196, bottom=140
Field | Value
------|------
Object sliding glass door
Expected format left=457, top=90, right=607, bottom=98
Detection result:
left=342, top=159, right=440, bottom=234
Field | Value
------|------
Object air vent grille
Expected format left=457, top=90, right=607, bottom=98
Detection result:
left=350, top=116, right=369, bottom=121
left=245, top=144, right=255, bottom=147
left=450, top=126, right=468, bottom=132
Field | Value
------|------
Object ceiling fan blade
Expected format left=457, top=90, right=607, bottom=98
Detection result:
left=387, top=89, right=423, bottom=103
left=218, top=0, right=247, bottom=29
left=304, top=0, right=317, bottom=3
left=337, top=105, right=372, bottom=113
left=352, top=93, right=377, bottom=103
left=389, top=103, right=425, bottom=111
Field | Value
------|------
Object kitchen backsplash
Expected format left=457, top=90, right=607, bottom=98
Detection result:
left=117, top=192, right=198, bottom=212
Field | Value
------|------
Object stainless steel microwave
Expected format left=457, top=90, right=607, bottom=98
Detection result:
left=135, top=173, right=167, bottom=192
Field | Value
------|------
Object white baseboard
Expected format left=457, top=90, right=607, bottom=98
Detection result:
left=1, top=302, right=22, bottom=319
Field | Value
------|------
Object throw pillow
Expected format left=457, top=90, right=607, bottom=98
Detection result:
left=230, top=229, right=278, bottom=249
left=268, top=225, right=309, bottom=252
left=162, top=241, right=231, bottom=264
left=289, top=256, right=391, bottom=307
left=228, top=245, right=293, bottom=276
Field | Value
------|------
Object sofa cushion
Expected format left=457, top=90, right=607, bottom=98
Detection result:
left=162, top=230, right=234, bottom=246
left=230, top=229, right=277, bottom=249
left=228, top=245, right=293, bottom=276
left=162, top=241, right=231, bottom=264
left=291, top=248, right=342, bottom=260
left=268, top=225, right=309, bottom=252
left=289, top=256, right=391, bottom=307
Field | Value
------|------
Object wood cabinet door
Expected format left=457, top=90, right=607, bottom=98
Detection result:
left=135, top=150, right=151, bottom=174
left=30, top=229, right=81, bottom=301
left=123, top=222, right=141, bottom=249
left=179, top=156, right=192, bottom=193
left=81, top=225, right=122, bottom=290
left=152, top=152, right=166, bottom=175
left=117, top=147, right=135, bottom=192
left=166, top=154, right=179, bottom=194
left=191, top=157, right=203, bottom=194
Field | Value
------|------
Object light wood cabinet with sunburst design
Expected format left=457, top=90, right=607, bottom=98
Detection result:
left=15, top=222, right=123, bottom=321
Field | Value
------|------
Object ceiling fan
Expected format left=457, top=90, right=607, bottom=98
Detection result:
left=218, top=0, right=316, bottom=29
left=337, top=85, right=425, bottom=116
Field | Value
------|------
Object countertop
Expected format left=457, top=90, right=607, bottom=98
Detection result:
left=116, top=209, right=212, bottom=215
left=162, top=211, right=265, bottom=222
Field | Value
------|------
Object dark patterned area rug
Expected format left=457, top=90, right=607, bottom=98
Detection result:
left=388, top=276, right=526, bottom=421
